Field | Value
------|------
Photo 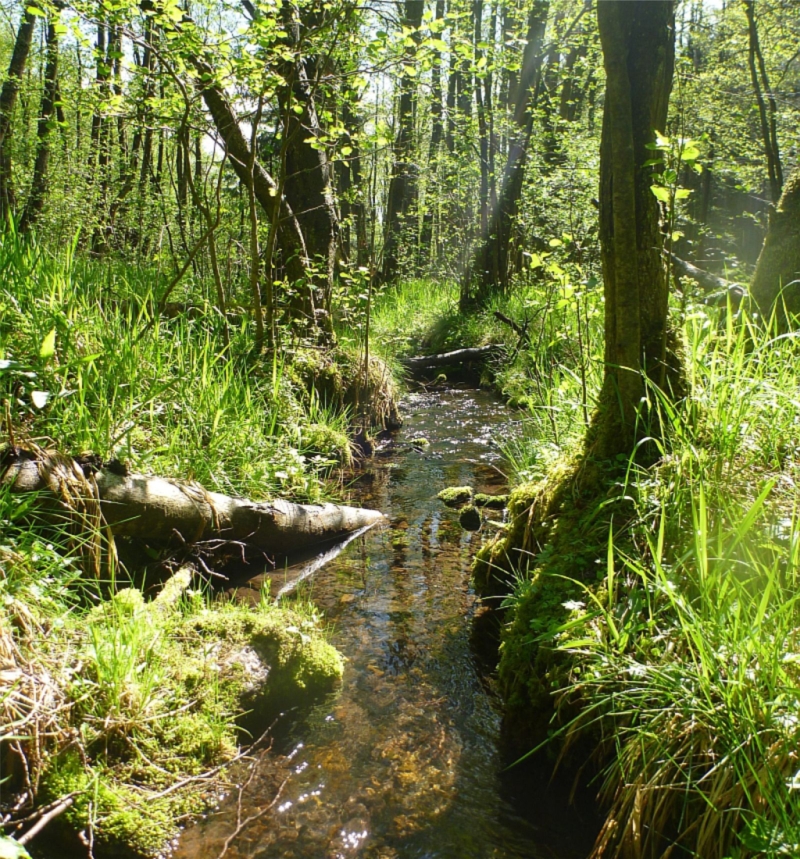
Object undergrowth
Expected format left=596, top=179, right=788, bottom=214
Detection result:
left=495, top=313, right=800, bottom=858
left=0, top=232, right=384, bottom=503
left=0, top=235, right=365, bottom=854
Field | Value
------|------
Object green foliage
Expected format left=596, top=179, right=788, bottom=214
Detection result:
left=0, top=236, right=367, bottom=501
left=494, top=308, right=800, bottom=857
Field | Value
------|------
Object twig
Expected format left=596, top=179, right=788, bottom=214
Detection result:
left=215, top=773, right=290, bottom=859
left=17, top=796, right=74, bottom=845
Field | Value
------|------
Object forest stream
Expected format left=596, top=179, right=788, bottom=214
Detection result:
left=173, top=387, right=599, bottom=859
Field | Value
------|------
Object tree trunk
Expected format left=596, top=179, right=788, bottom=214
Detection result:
left=382, top=0, right=424, bottom=282
left=461, top=0, right=549, bottom=310
left=19, top=20, right=59, bottom=233
left=743, top=0, right=782, bottom=204
left=419, top=0, right=446, bottom=260
left=750, top=167, right=800, bottom=326
left=278, top=47, right=340, bottom=331
left=3, top=452, right=385, bottom=556
left=195, top=63, right=307, bottom=291
left=0, top=8, right=37, bottom=222
left=592, top=0, right=677, bottom=458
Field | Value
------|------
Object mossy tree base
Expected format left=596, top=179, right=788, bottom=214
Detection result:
left=473, top=449, right=638, bottom=755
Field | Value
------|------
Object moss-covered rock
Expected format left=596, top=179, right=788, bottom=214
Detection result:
left=290, top=347, right=402, bottom=432
left=35, top=589, right=344, bottom=858
left=300, top=422, right=353, bottom=467
left=473, top=493, right=508, bottom=509
left=437, top=486, right=474, bottom=507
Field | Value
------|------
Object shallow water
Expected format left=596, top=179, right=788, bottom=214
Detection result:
left=174, top=387, right=597, bottom=859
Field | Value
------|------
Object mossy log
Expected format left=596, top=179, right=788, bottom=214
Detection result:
left=668, top=253, right=746, bottom=306
left=401, top=345, right=500, bottom=371
left=1, top=450, right=385, bottom=555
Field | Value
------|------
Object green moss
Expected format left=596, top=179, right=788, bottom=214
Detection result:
left=472, top=454, right=631, bottom=749
left=290, top=346, right=401, bottom=431
left=473, top=493, right=508, bottom=509
left=34, top=592, right=343, bottom=857
left=437, top=486, right=473, bottom=507
left=188, top=601, right=344, bottom=707
left=300, top=422, right=353, bottom=467
left=43, top=750, right=203, bottom=857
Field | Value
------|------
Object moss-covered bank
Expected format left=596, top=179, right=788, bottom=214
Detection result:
left=2, top=565, right=343, bottom=857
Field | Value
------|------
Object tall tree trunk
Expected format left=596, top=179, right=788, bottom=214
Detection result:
left=194, top=61, right=307, bottom=291
left=420, top=0, right=445, bottom=260
left=382, top=0, right=424, bottom=282
left=750, top=167, right=800, bottom=326
left=592, top=0, right=677, bottom=458
left=0, top=8, right=38, bottom=223
left=279, top=46, right=340, bottom=331
left=90, top=17, right=112, bottom=254
left=474, top=0, right=490, bottom=238
left=743, top=0, right=782, bottom=204
left=461, top=0, right=549, bottom=310
left=20, top=20, right=59, bottom=233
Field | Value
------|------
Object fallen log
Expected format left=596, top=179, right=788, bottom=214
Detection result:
left=668, top=253, right=746, bottom=307
left=401, top=344, right=501, bottom=371
left=1, top=450, right=385, bottom=555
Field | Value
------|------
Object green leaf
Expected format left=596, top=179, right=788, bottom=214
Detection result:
left=26, top=5, right=45, bottom=16
left=675, top=188, right=692, bottom=200
left=680, top=145, right=700, bottom=162
left=39, top=328, right=56, bottom=359
left=650, top=185, right=670, bottom=204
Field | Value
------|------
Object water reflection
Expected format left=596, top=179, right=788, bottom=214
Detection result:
left=174, top=388, right=597, bottom=859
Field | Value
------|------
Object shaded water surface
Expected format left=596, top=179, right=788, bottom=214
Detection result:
left=174, top=388, right=597, bottom=859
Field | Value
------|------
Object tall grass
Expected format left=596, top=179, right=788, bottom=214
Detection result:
left=0, top=235, right=352, bottom=851
left=0, top=234, right=356, bottom=501
left=507, top=310, right=800, bottom=858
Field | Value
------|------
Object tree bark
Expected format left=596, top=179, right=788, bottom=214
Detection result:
left=2, top=452, right=385, bottom=556
left=419, top=0, right=446, bottom=260
left=460, top=0, right=549, bottom=310
left=750, top=167, right=800, bottom=326
left=382, top=0, right=424, bottom=282
left=743, top=0, right=782, bottom=204
left=592, top=0, right=677, bottom=457
left=0, top=7, right=38, bottom=222
left=20, top=20, right=59, bottom=233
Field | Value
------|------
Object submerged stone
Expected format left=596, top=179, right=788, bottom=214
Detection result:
left=459, top=504, right=482, bottom=531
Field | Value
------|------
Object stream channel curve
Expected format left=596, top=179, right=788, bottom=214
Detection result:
left=174, top=386, right=598, bottom=859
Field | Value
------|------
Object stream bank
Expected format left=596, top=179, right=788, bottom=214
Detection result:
left=174, top=386, right=599, bottom=859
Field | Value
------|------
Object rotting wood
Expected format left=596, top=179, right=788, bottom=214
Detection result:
left=669, top=253, right=746, bottom=306
left=1, top=450, right=385, bottom=556
left=401, top=344, right=502, bottom=371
